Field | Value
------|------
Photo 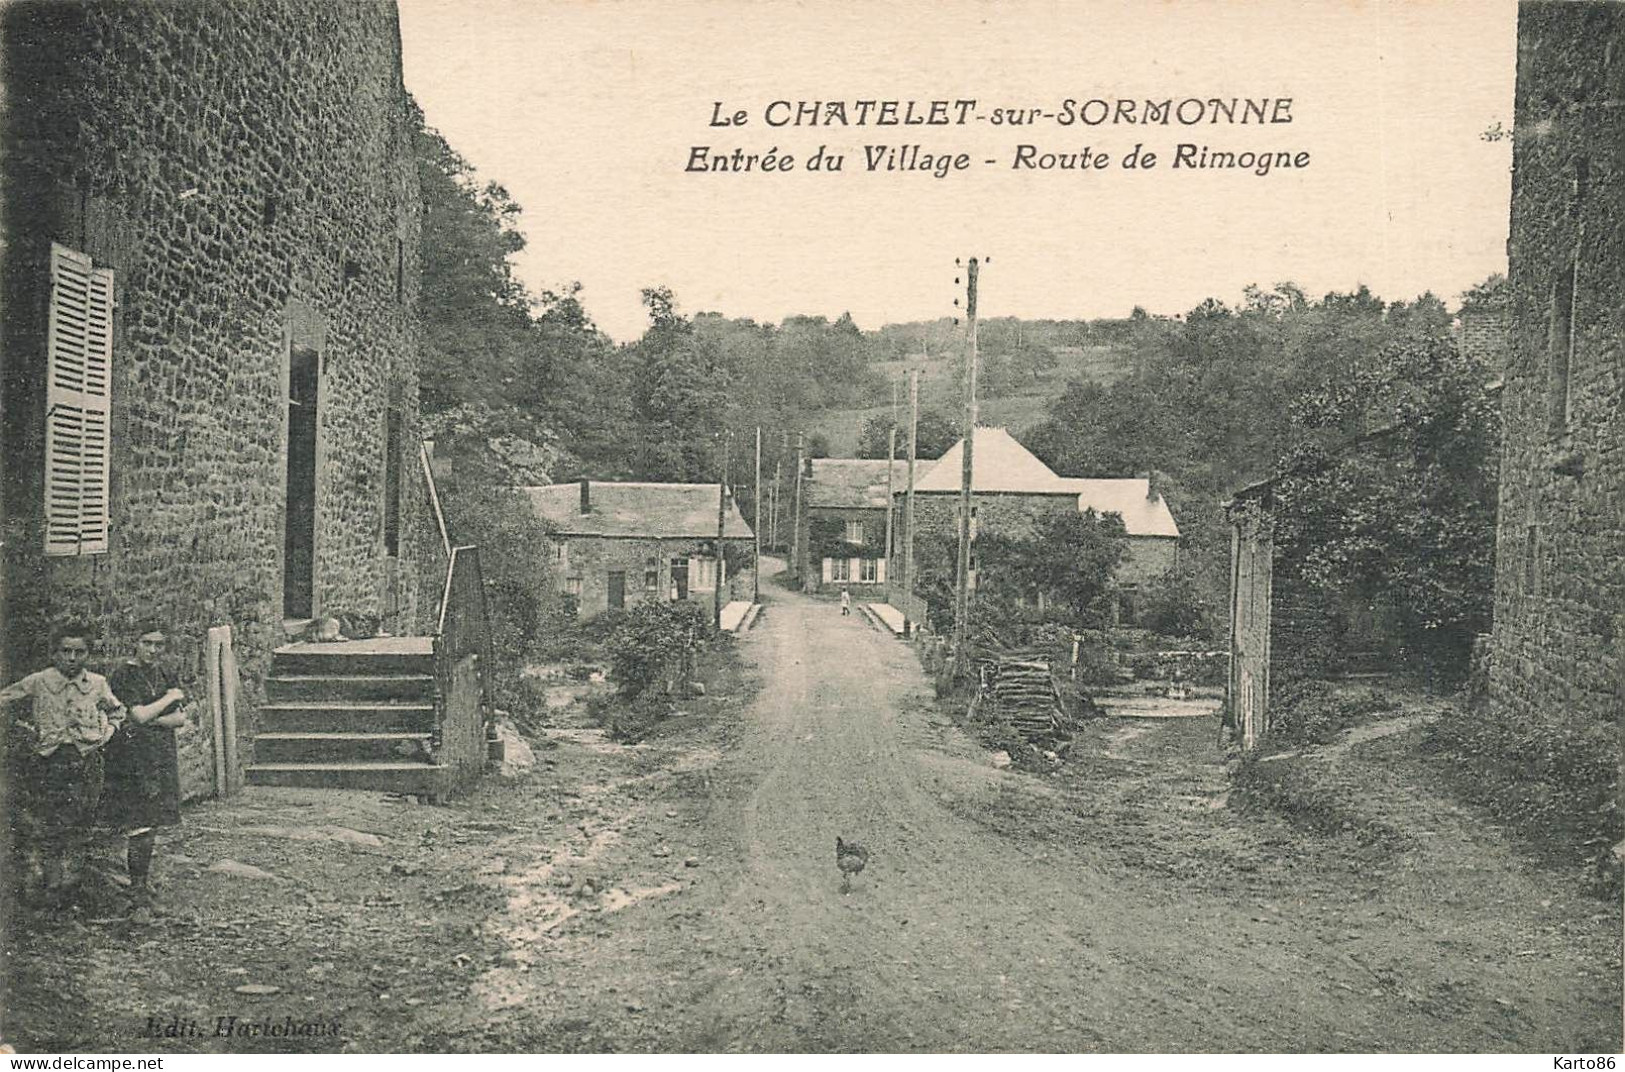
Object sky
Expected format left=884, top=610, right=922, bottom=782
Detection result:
left=398, top=0, right=1517, bottom=343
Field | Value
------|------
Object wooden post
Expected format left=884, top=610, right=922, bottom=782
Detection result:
left=715, top=430, right=730, bottom=629
left=952, top=258, right=980, bottom=674
left=903, top=368, right=919, bottom=637
left=884, top=381, right=897, bottom=602
left=754, top=426, right=762, bottom=604
left=791, top=432, right=804, bottom=587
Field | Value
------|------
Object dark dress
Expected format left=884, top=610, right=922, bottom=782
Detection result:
left=101, top=662, right=182, bottom=832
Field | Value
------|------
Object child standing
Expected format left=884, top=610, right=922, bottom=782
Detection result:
left=0, top=621, right=126, bottom=907
left=102, top=624, right=189, bottom=922
left=840, top=588, right=851, bottom=616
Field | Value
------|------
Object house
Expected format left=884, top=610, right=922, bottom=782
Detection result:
left=1489, top=1, right=1623, bottom=729
left=898, top=427, right=1180, bottom=595
left=798, top=458, right=908, bottom=593
left=1, top=0, right=488, bottom=801
left=524, top=480, right=755, bottom=618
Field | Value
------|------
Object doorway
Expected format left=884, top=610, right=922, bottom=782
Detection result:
left=283, top=347, right=319, bottom=619
left=670, top=556, right=689, bottom=601
left=607, top=570, right=626, bottom=610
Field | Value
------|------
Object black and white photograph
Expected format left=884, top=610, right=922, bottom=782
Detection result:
left=0, top=0, right=1620, bottom=1056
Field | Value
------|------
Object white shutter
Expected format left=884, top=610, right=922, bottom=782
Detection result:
left=45, top=245, right=114, bottom=556
left=877, top=558, right=887, bottom=584
left=821, top=557, right=833, bottom=584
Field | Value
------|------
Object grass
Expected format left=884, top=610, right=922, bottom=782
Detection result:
left=817, top=344, right=1134, bottom=456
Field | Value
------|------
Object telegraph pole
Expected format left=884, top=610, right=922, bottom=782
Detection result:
left=790, top=431, right=804, bottom=587
left=952, top=258, right=980, bottom=674
left=715, top=429, right=730, bottom=629
left=753, top=426, right=762, bottom=604
left=884, top=380, right=898, bottom=601
left=903, top=367, right=919, bottom=638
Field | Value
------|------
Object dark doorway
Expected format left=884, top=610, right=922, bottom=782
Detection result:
left=284, top=347, right=319, bottom=619
left=670, top=556, right=689, bottom=601
left=607, top=570, right=626, bottom=610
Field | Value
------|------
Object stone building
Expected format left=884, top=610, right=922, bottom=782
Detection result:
left=1, top=0, right=429, bottom=797
left=800, top=458, right=907, bottom=594
left=894, top=427, right=1179, bottom=592
left=1489, top=2, right=1624, bottom=728
left=524, top=480, right=755, bottom=619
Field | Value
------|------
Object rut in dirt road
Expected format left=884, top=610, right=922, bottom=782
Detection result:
left=660, top=582, right=1611, bottom=1053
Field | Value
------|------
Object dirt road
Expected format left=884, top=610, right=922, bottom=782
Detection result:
left=7, top=574, right=1619, bottom=1053
left=476, top=580, right=1619, bottom=1052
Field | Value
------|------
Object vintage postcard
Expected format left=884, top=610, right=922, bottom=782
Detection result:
left=0, top=0, right=1619, bottom=1057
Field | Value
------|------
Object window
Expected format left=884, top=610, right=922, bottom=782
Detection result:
left=844, top=519, right=864, bottom=544
left=382, top=408, right=402, bottom=556
left=860, top=558, right=878, bottom=583
left=565, top=576, right=583, bottom=597
left=44, top=243, right=114, bottom=556
left=829, top=557, right=851, bottom=582
left=644, top=556, right=659, bottom=589
left=554, top=540, right=570, bottom=570
left=691, top=556, right=717, bottom=591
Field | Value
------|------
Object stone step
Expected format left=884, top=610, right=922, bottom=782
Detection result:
left=265, top=673, right=436, bottom=704
left=244, top=761, right=444, bottom=797
left=258, top=701, right=436, bottom=733
left=272, top=649, right=435, bottom=676
left=252, top=731, right=434, bottom=764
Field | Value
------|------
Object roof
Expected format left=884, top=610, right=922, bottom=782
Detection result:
left=1054, top=479, right=1181, bottom=538
left=522, top=482, right=754, bottom=539
left=913, top=427, right=1069, bottom=494
left=807, top=458, right=910, bottom=509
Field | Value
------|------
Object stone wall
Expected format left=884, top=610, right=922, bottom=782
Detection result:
left=553, top=536, right=751, bottom=619
left=1, top=0, right=424, bottom=798
left=1490, top=1, right=1625, bottom=729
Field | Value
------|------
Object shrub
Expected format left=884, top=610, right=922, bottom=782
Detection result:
left=605, top=599, right=713, bottom=699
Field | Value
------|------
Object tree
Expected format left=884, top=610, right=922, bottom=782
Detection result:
left=856, top=406, right=958, bottom=460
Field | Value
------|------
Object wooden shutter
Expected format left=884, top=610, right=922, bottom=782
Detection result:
left=45, top=244, right=114, bottom=556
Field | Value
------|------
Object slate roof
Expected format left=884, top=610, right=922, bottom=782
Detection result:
left=1055, top=478, right=1181, bottom=538
left=522, top=482, right=754, bottom=539
left=913, top=427, right=1071, bottom=494
left=907, top=427, right=1181, bottom=538
left=807, top=459, right=911, bottom=509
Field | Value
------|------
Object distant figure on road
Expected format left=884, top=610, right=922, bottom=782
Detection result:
left=840, top=588, right=851, bottom=616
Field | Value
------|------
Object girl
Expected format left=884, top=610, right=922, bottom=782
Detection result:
left=103, top=624, right=189, bottom=921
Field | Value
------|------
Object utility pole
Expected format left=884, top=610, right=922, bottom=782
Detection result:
left=753, top=426, right=762, bottom=604
left=790, top=431, right=804, bottom=588
left=903, top=367, right=919, bottom=638
left=952, top=257, right=980, bottom=675
left=715, top=429, right=730, bottom=630
left=884, top=380, right=898, bottom=602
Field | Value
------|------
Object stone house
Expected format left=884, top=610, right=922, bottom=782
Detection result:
left=0, top=1, right=466, bottom=799
left=893, top=427, right=1179, bottom=599
left=799, top=458, right=908, bottom=594
left=524, top=480, right=755, bottom=618
left=1489, top=1, right=1624, bottom=729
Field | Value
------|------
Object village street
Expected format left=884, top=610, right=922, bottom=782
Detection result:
left=5, top=568, right=1619, bottom=1053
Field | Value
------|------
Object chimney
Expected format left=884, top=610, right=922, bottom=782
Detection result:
left=579, top=478, right=591, bottom=515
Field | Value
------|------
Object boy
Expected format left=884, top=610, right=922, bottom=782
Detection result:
left=840, top=587, right=851, bottom=616
left=0, top=621, right=126, bottom=907
left=102, top=624, right=189, bottom=922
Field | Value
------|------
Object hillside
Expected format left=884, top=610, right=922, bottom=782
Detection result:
left=816, top=338, right=1135, bottom=457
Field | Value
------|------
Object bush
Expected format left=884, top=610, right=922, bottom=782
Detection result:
left=1136, top=568, right=1220, bottom=641
left=605, top=599, right=713, bottom=699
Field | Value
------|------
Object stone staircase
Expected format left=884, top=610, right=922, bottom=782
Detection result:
left=245, top=638, right=445, bottom=797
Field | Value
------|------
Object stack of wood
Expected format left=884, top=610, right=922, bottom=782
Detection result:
left=984, top=658, right=1065, bottom=742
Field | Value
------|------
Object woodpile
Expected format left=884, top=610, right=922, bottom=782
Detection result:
left=980, top=657, right=1066, bottom=742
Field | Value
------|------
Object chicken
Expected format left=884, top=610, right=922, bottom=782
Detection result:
left=835, top=836, right=870, bottom=893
